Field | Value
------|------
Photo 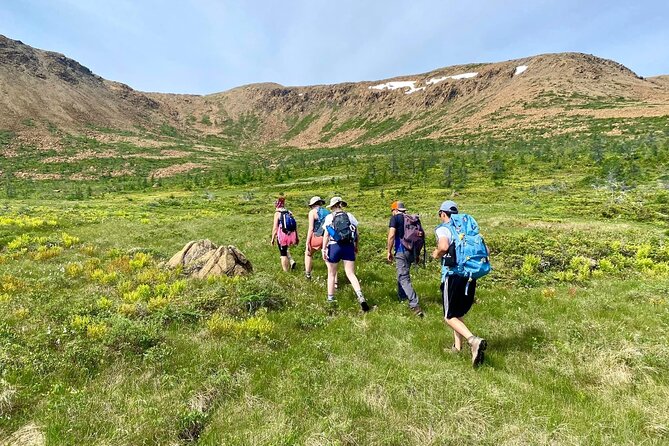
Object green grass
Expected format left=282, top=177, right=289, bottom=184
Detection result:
left=1, top=125, right=669, bottom=444
left=284, top=114, right=319, bottom=140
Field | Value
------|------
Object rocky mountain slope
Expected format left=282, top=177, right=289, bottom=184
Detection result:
left=1, top=34, right=668, bottom=150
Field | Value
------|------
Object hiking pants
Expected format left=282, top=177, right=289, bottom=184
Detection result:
left=395, top=251, right=419, bottom=309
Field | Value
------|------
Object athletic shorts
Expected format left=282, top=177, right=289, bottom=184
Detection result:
left=326, top=243, right=355, bottom=263
left=278, top=244, right=289, bottom=256
left=441, top=275, right=476, bottom=319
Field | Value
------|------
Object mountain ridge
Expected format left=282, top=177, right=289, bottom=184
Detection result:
left=1, top=34, right=668, bottom=149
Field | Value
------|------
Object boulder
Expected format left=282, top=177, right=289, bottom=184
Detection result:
left=166, top=240, right=252, bottom=278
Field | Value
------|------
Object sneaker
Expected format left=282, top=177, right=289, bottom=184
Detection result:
left=290, top=260, right=297, bottom=270
left=468, top=336, right=487, bottom=368
left=411, top=306, right=424, bottom=318
left=327, top=296, right=336, bottom=303
left=359, top=299, right=370, bottom=312
left=305, top=271, right=312, bottom=280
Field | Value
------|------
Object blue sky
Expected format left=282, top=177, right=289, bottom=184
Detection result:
left=2, top=0, right=668, bottom=94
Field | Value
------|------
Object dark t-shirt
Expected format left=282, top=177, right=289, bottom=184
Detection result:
left=389, top=213, right=405, bottom=253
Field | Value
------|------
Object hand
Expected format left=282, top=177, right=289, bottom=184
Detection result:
left=306, top=244, right=312, bottom=255
left=271, top=237, right=276, bottom=246
left=296, top=237, right=300, bottom=246
left=322, top=249, right=328, bottom=262
left=354, top=245, right=358, bottom=254
left=387, top=251, right=393, bottom=263
left=431, top=249, right=440, bottom=259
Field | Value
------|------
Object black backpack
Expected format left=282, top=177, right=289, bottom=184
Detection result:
left=329, top=211, right=356, bottom=244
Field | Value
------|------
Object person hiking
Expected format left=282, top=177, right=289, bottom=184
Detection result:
left=304, top=196, right=330, bottom=280
left=387, top=201, right=424, bottom=317
left=432, top=200, right=487, bottom=367
left=321, top=196, right=370, bottom=312
left=270, top=196, right=298, bottom=272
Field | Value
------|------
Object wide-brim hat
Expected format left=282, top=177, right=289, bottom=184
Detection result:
left=308, top=196, right=326, bottom=207
left=327, top=196, right=348, bottom=208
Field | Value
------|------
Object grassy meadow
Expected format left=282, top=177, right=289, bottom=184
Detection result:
left=1, top=120, right=669, bottom=445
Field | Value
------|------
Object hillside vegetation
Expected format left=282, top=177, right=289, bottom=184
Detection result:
left=1, top=119, right=669, bottom=444
left=1, top=35, right=669, bottom=445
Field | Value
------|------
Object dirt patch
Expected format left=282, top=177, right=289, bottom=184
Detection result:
left=150, top=162, right=207, bottom=179
left=14, top=171, right=63, bottom=180
left=41, top=149, right=117, bottom=163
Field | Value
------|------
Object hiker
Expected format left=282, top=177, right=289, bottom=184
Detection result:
left=387, top=201, right=424, bottom=317
left=432, top=200, right=488, bottom=367
left=321, top=196, right=370, bottom=312
left=270, top=196, right=298, bottom=272
left=304, top=196, right=330, bottom=280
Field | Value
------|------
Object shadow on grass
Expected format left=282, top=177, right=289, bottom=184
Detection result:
left=491, top=326, right=547, bottom=354
left=482, top=327, right=549, bottom=370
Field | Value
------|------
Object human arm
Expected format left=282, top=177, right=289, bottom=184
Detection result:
left=322, top=231, right=330, bottom=261
left=306, top=210, right=315, bottom=254
left=270, top=212, right=279, bottom=245
left=432, top=228, right=451, bottom=259
left=387, top=227, right=396, bottom=262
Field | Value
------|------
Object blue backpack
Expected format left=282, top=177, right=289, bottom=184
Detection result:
left=437, top=213, right=491, bottom=281
left=279, top=210, right=297, bottom=233
left=314, top=207, right=330, bottom=237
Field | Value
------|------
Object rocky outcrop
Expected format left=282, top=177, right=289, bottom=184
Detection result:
left=167, top=240, right=252, bottom=278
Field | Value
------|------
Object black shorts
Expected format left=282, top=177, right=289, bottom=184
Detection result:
left=278, top=244, right=289, bottom=256
left=441, top=275, right=476, bottom=319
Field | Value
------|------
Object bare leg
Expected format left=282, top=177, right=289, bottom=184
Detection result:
left=326, top=261, right=338, bottom=296
left=305, top=250, right=313, bottom=275
left=453, top=317, right=465, bottom=350
left=445, top=316, right=474, bottom=342
left=280, top=256, right=290, bottom=272
left=342, top=260, right=361, bottom=292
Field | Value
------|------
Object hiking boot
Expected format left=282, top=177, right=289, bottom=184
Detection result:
left=468, top=336, right=487, bottom=368
left=411, top=306, right=424, bottom=318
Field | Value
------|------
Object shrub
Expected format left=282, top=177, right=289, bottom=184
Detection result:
left=599, top=258, right=616, bottom=273
left=107, top=317, right=163, bottom=354
left=129, top=252, right=152, bottom=271
left=123, top=284, right=151, bottom=303
left=206, top=313, right=274, bottom=340
left=71, top=315, right=92, bottom=331
left=97, top=297, right=114, bottom=310
left=541, top=288, right=556, bottom=299
left=236, top=275, right=286, bottom=313
left=147, top=296, right=169, bottom=312
left=61, top=232, right=80, bottom=248
left=206, top=313, right=237, bottom=337
left=65, top=262, right=83, bottom=277
left=86, top=322, right=108, bottom=339
left=118, top=303, right=138, bottom=316
left=168, top=279, right=188, bottom=298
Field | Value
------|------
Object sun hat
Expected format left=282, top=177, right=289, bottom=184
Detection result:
left=439, top=200, right=459, bottom=214
left=308, top=196, right=325, bottom=207
left=391, top=201, right=407, bottom=211
left=327, top=196, right=348, bottom=208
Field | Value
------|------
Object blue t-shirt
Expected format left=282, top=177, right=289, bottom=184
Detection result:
left=389, top=213, right=405, bottom=253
